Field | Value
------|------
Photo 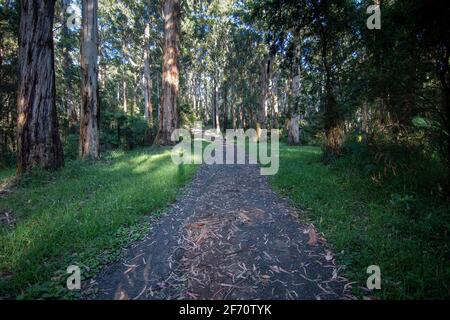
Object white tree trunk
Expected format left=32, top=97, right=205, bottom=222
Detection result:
left=79, top=0, right=100, bottom=159
left=257, top=54, right=273, bottom=138
left=287, top=114, right=300, bottom=145
left=143, top=24, right=153, bottom=144
left=123, top=80, right=128, bottom=113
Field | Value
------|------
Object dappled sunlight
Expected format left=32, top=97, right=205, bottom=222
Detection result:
left=282, top=146, right=322, bottom=155
left=131, top=155, right=172, bottom=174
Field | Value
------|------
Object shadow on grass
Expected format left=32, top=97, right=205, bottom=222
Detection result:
left=270, top=144, right=450, bottom=299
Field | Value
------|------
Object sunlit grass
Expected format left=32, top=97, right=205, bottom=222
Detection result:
left=0, top=168, right=15, bottom=187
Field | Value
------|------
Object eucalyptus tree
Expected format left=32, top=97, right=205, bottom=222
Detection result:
left=155, top=0, right=181, bottom=145
left=16, top=0, right=64, bottom=173
left=79, top=0, right=100, bottom=159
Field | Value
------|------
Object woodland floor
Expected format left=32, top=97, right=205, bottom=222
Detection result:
left=91, top=142, right=354, bottom=300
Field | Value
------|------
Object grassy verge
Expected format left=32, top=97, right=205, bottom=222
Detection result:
left=0, top=147, right=199, bottom=299
left=0, top=168, right=15, bottom=181
left=270, top=144, right=450, bottom=299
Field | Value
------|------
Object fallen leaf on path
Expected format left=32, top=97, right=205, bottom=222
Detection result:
left=220, top=283, right=246, bottom=289
left=196, top=227, right=209, bottom=245
left=188, top=222, right=207, bottom=229
left=186, top=291, right=199, bottom=299
left=308, top=225, right=318, bottom=246
left=270, top=265, right=281, bottom=273
left=124, top=267, right=135, bottom=275
left=332, top=268, right=338, bottom=280
left=325, top=250, right=333, bottom=261
left=238, top=212, right=251, bottom=223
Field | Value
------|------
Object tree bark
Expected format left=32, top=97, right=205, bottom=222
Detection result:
left=287, top=115, right=300, bottom=145
left=123, top=80, right=128, bottom=113
left=257, top=54, right=273, bottom=139
left=212, top=76, right=220, bottom=133
left=132, top=73, right=137, bottom=116
left=223, top=85, right=228, bottom=131
left=204, top=82, right=209, bottom=124
left=287, top=33, right=301, bottom=145
left=215, top=86, right=220, bottom=133
left=143, top=24, right=154, bottom=144
left=17, top=0, right=64, bottom=173
left=232, top=92, right=237, bottom=130
left=79, top=0, right=100, bottom=159
left=362, top=101, right=369, bottom=141
left=155, top=0, right=180, bottom=145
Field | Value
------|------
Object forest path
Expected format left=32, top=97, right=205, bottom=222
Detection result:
left=91, top=140, right=353, bottom=300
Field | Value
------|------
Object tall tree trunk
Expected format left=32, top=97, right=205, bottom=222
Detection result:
left=223, top=85, right=228, bottom=132
left=257, top=54, right=272, bottom=139
left=143, top=24, right=154, bottom=144
left=204, top=82, right=209, bottom=124
left=132, top=73, right=137, bottom=117
left=239, top=84, right=244, bottom=129
left=362, top=101, right=369, bottom=141
left=123, top=80, right=128, bottom=113
left=17, top=0, right=64, bottom=173
left=272, top=74, right=280, bottom=129
left=212, top=82, right=216, bottom=128
left=212, top=76, right=220, bottom=132
left=232, top=88, right=237, bottom=130
left=117, top=82, right=120, bottom=106
left=155, top=0, right=180, bottom=145
left=215, top=85, right=220, bottom=133
left=79, top=0, right=99, bottom=159
left=288, top=33, right=301, bottom=145
left=287, top=115, right=300, bottom=145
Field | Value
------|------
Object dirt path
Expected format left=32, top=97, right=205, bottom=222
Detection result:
left=91, top=143, right=354, bottom=300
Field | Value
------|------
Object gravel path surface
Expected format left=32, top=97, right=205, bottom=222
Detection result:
left=92, top=143, right=354, bottom=300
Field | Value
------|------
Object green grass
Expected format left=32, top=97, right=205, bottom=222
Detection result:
left=270, top=144, right=450, bottom=299
left=2, top=140, right=448, bottom=299
left=0, top=168, right=15, bottom=182
left=0, top=147, right=199, bottom=299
